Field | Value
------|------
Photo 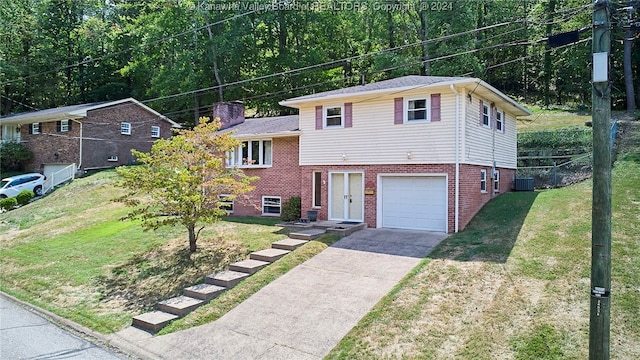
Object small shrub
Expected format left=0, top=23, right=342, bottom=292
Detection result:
left=16, top=190, right=35, bottom=205
left=0, top=197, right=17, bottom=211
left=280, top=196, right=301, bottom=222
left=0, top=141, right=33, bottom=172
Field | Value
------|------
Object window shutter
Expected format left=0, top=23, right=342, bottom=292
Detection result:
left=68, top=120, right=72, bottom=131
left=56, top=121, right=61, bottom=132
left=479, top=100, right=483, bottom=126
left=394, top=97, right=403, bottom=124
left=431, top=93, right=441, bottom=121
left=344, top=102, right=352, bottom=128
left=490, top=104, right=495, bottom=129
left=28, top=124, right=33, bottom=134
left=315, top=105, right=323, bottom=130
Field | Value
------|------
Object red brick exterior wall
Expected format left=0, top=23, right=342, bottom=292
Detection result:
left=300, top=163, right=514, bottom=232
left=20, top=102, right=174, bottom=173
left=231, top=136, right=302, bottom=217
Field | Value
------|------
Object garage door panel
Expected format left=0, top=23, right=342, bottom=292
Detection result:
left=381, top=176, right=447, bottom=232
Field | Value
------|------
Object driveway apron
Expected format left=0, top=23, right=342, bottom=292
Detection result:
left=117, top=228, right=447, bottom=359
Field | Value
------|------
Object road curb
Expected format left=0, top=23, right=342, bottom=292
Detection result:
left=0, top=291, right=160, bottom=360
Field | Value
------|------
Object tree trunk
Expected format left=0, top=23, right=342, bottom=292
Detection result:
left=188, top=225, right=197, bottom=253
left=623, top=27, right=636, bottom=112
left=204, top=15, right=224, bottom=103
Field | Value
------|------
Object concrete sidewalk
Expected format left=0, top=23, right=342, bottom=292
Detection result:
left=109, top=228, right=447, bottom=359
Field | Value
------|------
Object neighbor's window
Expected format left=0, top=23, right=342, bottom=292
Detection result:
left=31, top=123, right=41, bottom=134
left=120, top=122, right=131, bottom=135
left=218, top=194, right=234, bottom=213
left=406, top=98, right=428, bottom=122
left=60, top=120, right=70, bottom=132
left=493, top=170, right=500, bottom=192
left=324, top=106, right=343, bottom=127
left=480, top=169, right=487, bottom=193
left=227, top=139, right=272, bottom=167
left=151, top=125, right=160, bottom=138
left=262, top=196, right=281, bottom=216
left=482, top=104, right=490, bottom=127
left=496, top=110, right=504, bottom=133
left=313, top=171, right=322, bottom=208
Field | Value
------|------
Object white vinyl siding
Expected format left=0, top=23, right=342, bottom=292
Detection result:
left=299, top=89, right=456, bottom=165
left=463, top=94, right=517, bottom=169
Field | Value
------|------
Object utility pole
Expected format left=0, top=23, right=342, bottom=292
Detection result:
left=590, top=0, right=612, bottom=359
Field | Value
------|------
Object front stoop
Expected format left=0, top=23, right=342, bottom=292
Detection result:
left=157, top=296, right=204, bottom=317
left=132, top=311, right=179, bottom=333
left=184, top=283, right=226, bottom=301
left=229, top=259, right=270, bottom=274
left=289, top=228, right=326, bottom=241
left=206, top=270, right=250, bottom=288
left=250, top=248, right=290, bottom=262
left=272, top=238, right=308, bottom=251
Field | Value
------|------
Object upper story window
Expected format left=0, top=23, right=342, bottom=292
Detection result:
left=58, top=120, right=70, bottom=132
left=482, top=104, right=490, bottom=128
left=151, top=126, right=160, bottom=138
left=120, top=122, right=131, bottom=135
left=406, top=98, right=428, bottom=122
left=30, top=123, right=41, bottom=134
left=227, top=139, right=272, bottom=168
left=496, top=110, right=504, bottom=133
left=324, top=106, right=343, bottom=128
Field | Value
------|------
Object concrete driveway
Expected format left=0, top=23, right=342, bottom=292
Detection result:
left=111, top=228, right=447, bottom=359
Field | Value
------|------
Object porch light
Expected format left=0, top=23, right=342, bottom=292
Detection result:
left=341, top=152, right=347, bottom=161
left=406, top=151, right=412, bottom=159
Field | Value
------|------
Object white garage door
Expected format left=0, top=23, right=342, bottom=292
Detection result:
left=381, top=176, right=447, bottom=232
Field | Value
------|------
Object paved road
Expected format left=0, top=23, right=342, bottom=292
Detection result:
left=0, top=296, right=127, bottom=360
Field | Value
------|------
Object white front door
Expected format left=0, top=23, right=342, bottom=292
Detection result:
left=329, top=172, right=363, bottom=221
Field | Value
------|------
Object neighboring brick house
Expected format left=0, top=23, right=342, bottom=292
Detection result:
left=223, top=76, right=531, bottom=233
left=0, top=98, right=179, bottom=177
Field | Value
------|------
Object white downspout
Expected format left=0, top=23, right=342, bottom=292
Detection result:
left=71, top=119, right=83, bottom=171
left=450, top=84, right=460, bottom=233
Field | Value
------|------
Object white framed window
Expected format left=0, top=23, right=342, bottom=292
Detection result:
left=496, top=110, right=504, bottom=133
left=480, top=169, right=487, bottom=193
left=312, top=171, right=322, bottom=208
left=31, top=123, right=40, bottom=134
left=108, top=155, right=118, bottom=162
left=324, top=106, right=343, bottom=128
left=482, top=104, right=490, bottom=128
left=218, top=194, right=234, bottom=213
left=120, top=122, right=131, bottom=135
left=493, top=170, right=500, bottom=192
left=151, top=126, right=160, bottom=138
left=262, top=196, right=281, bottom=216
left=405, top=97, right=429, bottom=122
left=60, top=120, right=70, bottom=132
left=227, top=139, right=272, bottom=168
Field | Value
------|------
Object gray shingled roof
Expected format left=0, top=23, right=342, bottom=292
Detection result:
left=220, top=115, right=299, bottom=137
left=0, top=102, right=109, bottom=121
left=283, top=75, right=465, bottom=102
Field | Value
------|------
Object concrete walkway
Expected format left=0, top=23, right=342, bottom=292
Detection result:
left=110, top=229, right=447, bottom=359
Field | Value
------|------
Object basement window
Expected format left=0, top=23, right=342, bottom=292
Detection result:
left=493, top=170, right=500, bottom=192
left=218, top=194, right=234, bottom=213
left=262, top=196, right=281, bottom=216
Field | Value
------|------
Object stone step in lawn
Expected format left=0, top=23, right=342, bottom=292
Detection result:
left=271, top=238, right=308, bottom=251
left=288, top=228, right=326, bottom=241
left=229, top=259, right=270, bottom=274
left=183, top=283, right=226, bottom=302
left=132, top=311, right=179, bottom=334
left=157, top=296, right=204, bottom=317
left=206, top=270, right=250, bottom=288
left=249, top=248, right=290, bottom=262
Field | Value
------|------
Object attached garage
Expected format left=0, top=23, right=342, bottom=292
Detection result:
left=378, top=175, right=447, bottom=232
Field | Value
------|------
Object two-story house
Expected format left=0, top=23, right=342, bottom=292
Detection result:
left=222, top=76, right=530, bottom=233
left=0, top=98, right=179, bottom=177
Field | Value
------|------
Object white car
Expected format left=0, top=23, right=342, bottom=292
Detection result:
left=0, top=173, right=46, bottom=198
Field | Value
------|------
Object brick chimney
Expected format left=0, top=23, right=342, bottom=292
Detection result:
left=213, top=101, right=245, bottom=130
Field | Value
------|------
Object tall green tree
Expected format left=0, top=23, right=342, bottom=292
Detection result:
left=116, top=117, right=257, bottom=253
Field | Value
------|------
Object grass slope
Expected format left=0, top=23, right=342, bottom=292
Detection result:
left=327, top=120, right=640, bottom=359
left=0, top=170, right=296, bottom=333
